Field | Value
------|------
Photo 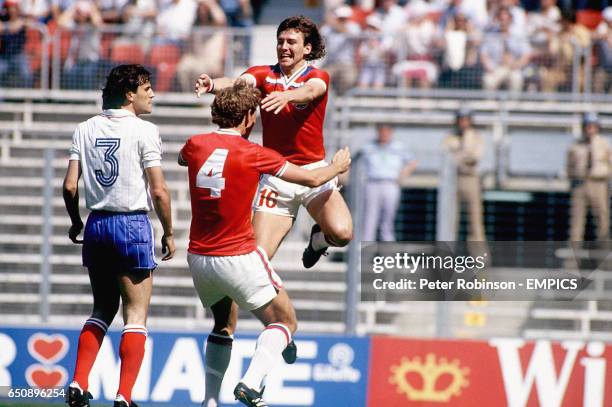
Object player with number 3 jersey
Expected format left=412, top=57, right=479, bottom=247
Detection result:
left=179, top=81, right=350, bottom=407
left=195, top=15, right=353, bottom=270
left=63, top=64, right=175, bottom=407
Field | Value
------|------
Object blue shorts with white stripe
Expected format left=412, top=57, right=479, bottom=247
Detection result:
left=82, top=211, right=157, bottom=272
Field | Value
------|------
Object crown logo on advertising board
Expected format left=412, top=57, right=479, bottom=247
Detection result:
left=389, top=353, right=470, bottom=402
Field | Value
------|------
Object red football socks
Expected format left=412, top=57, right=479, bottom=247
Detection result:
left=116, top=324, right=148, bottom=403
left=72, top=317, right=108, bottom=390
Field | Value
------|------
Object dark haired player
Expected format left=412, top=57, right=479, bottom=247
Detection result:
left=195, top=15, right=353, bottom=272
left=63, top=64, right=175, bottom=407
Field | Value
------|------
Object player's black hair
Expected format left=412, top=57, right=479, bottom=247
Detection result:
left=211, top=80, right=262, bottom=128
left=102, top=64, right=151, bottom=110
left=277, top=15, right=326, bottom=61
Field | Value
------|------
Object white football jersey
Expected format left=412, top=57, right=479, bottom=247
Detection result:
left=69, top=109, right=162, bottom=212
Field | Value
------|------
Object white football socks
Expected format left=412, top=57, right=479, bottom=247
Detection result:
left=203, top=333, right=233, bottom=407
left=241, top=323, right=291, bottom=391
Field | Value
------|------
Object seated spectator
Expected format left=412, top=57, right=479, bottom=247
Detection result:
left=526, top=0, right=560, bottom=42
left=374, top=0, right=406, bottom=48
left=501, top=0, right=526, bottom=35
left=357, top=14, right=388, bottom=88
left=115, top=0, right=158, bottom=51
left=156, top=0, right=197, bottom=46
left=439, top=11, right=483, bottom=89
left=0, top=0, right=33, bottom=87
left=96, top=0, right=128, bottom=24
left=593, top=7, right=612, bottom=93
left=440, top=0, right=488, bottom=31
left=321, top=5, right=361, bottom=95
left=391, top=2, right=439, bottom=88
left=176, top=0, right=226, bottom=92
left=51, top=0, right=75, bottom=20
left=58, top=0, right=106, bottom=89
left=219, top=0, right=252, bottom=27
left=539, top=9, right=590, bottom=92
left=481, top=7, right=531, bottom=92
left=20, top=0, right=51, bottom=23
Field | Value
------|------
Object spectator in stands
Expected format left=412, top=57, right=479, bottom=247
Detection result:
left=219, top=0, right=252, bottom=27
left=539, top=8, right=590, bottom=92
left=176, top=0, right=227, bottom=92
left=50, top=0, right=75, bottom=20
left=593, top=7, right=612, bottom=93
left=20, top=0, right=51, bottom=23
left=374, top=0, right=406, bottom=48
left=500, top=0, right=526, bottom=35
left=155, top=0, right=197, bottom=46
left=440, top=0, right=488, bottom=30
left=0, top=0, right=34, bottom=88
left=566, top=112, right=612, bottom=242
left=481, top=7, right=531, bottom=92
left=357, top=14, right=388, bottom=88
left=439, top=11, right=483, bottom=89
left=360, top=124, right=417, bottom=242
left=59, top=0, right=105, bottom=89
left=392, top=1, right=439, bottom=88
left=96, top=0, right=128, bottom=24
left=116, top=0, right=158, bottom=51
left=321, top=5, right=360, bottom=95
left=441, top=108, right=486, bottom=241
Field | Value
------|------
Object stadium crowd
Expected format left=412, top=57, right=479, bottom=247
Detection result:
left=0, top=0, right=611, bottom=92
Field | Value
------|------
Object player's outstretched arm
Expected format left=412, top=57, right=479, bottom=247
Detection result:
left=145, top=166, right=175, bottom=261
left=261, top=79, right=326, bottom=114
left=195, top=73, right=251, bottom=97
left=280, top=147, right=351, bottom=187
left=62, top=160, right=83, bottom=243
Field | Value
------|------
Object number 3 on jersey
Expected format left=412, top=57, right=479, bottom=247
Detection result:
left=197, top=148, right=228, bottom=198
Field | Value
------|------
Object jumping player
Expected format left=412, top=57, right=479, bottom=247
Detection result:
left=179, top=81, right=350, bottom=407
left=62, top=64, right=175, bottom=407
left=194, top=15, right=353, bottom=269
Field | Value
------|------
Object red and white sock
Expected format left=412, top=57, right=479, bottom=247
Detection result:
left=241, top=323, right=291, bottom=391
left=203, top=333, right=233, bottom=407
left=72, top=317, right=108, bottom=391
left=116, top=324, right=147, bottom=403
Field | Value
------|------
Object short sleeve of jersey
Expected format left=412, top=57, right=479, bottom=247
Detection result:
left=140, top=124, right=162, bottom=168
left=253, top=144, right=288, bottom=177
left=69, top=125, right=81, bottom=161
left=180, top=137, right=193, bottom=163
left=241, top=65, right=270, bottom=89
left=307, top=68, right=330, bottom=91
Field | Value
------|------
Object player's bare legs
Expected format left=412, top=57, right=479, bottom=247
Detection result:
left=114, top=271, right=153, bottom=406
left=68, top=268, right=120, bottom=406
left=303, top=189, right=353, bottom=268
left=253, top=212, right=294, bottom=259
left=204, top=297, right=238, bottom=407
left=234, top=288, right=297, bottom=406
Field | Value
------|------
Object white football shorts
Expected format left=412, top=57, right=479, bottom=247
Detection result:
left=188, top=247, right=283, bottom=311
left=254, top=160, right=339, bottom=218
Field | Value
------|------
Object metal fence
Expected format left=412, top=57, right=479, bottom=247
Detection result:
left=2, top=24, right=609, bottom=95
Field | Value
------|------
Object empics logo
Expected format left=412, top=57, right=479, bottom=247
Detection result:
left=389, top=353, right=470, bottom=402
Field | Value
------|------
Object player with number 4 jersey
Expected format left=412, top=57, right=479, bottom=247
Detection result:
left=179, top=81, right=350, bottom=407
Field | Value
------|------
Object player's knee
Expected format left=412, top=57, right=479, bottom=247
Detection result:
left=326, top=224, right=353, bottom=247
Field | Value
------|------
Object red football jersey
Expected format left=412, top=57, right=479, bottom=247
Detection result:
left=242, top=63, right=329, bottom=166
left=180, top=129, right=288, bottom=256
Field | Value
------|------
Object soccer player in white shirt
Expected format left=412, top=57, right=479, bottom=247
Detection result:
left=62, top=64, right=175, bottom=407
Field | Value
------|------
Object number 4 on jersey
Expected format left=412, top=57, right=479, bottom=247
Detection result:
left=196, top=148, right=228, bottom=197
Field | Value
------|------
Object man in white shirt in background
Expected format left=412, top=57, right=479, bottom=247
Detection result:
left=63, top=64, right=175, bottom=407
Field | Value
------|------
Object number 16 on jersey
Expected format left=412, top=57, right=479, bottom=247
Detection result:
left=196, top=148, right=228, bottom=198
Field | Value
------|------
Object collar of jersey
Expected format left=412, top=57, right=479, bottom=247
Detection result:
left=215, top=128, right=241, bottom=136
left=279, top=62, right=309, bottom=87
left=102, top=108, right=136, bottom=118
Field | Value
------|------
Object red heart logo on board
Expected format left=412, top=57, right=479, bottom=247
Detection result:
left=28, top=333, right=69, bottom=364
left=25, top=364, right=68, bottom=388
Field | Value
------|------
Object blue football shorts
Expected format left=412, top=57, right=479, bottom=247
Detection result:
left=82, top=211, right=157, bottom=272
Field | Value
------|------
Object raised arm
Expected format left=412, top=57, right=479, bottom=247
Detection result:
left=280, top=147, right=351, bottom=187
left=261, top=79, right=326, bottom=114
left=195, top=73, right=256, bottom=97
left=144, top=166, right=175, bottom=260
left=63, top=160, right=83, bottom=243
